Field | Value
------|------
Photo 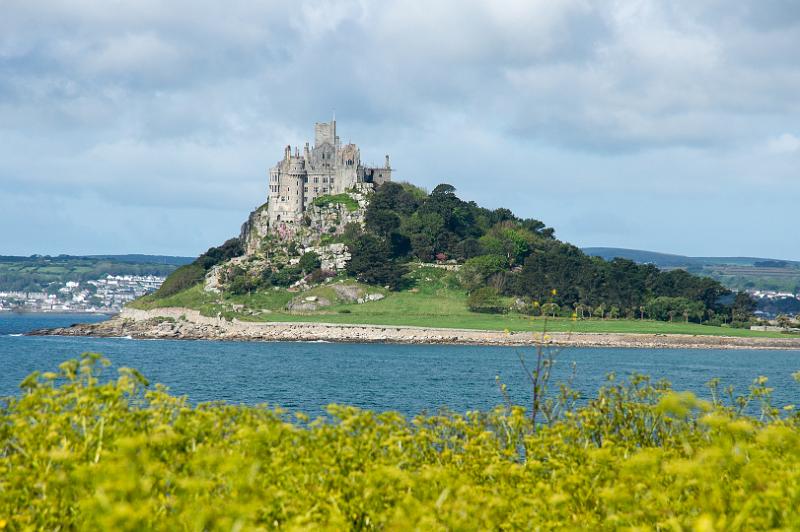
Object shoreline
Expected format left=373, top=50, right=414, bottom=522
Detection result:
left=25, top=307, right=800, bottom=350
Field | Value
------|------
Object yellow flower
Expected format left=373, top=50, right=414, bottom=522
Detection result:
left=551, top=288, right=558, bottom=296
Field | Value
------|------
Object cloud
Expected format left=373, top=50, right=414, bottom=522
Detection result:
left=0, top=0, right=798, bottom=256
left=767, top=133, right=800, bottom=154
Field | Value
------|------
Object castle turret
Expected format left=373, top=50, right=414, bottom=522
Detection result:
left=266, top=120, right=392, bottom=238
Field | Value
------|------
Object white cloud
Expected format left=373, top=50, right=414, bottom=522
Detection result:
left=767, top=133, right=800, bottom=154
left=0, top=0, right=799, bottom=256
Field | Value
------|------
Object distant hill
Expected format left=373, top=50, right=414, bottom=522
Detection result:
left=0, top=255, right=194, bottom=292
left=583, top=247, right=800, bottom=293
left=83, top=254, right=194, bottom=266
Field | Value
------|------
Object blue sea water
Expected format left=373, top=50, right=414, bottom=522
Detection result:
left=2, top=312, right=800, bottom=417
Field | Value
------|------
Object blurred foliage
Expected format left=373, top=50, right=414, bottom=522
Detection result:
left=4, top=354, right=800, bottom=530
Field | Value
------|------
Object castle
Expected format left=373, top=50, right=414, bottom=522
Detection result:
left=266, top=120, right=392, bottom=228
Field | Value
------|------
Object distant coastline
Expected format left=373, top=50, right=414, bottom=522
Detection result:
left=0, top=309, right=114, bottom=315
left=28, top=307, right=800, bottom=350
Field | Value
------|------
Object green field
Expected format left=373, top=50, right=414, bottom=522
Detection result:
left=130, top=266, right=800, bottom=339
left=0, top=255, right=190, bottom=292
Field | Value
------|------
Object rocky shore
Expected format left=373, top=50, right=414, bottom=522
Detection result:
left=25, top=307, right=800, bottom=350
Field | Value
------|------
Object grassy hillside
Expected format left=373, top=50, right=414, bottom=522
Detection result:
left=131, top=265, right=797, bottom=338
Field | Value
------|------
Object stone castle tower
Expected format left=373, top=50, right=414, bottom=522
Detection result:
left=266, top=120, right=392, bottom=229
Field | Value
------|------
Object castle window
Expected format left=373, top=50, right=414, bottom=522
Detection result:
left=314, top=187, right=318, bottom=193
left=322, top=177, right=328, bottom=183
left=314, top=177, right=319, bottom=183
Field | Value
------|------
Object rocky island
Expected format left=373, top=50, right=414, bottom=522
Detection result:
left=35, top=120, right=800, bottom=347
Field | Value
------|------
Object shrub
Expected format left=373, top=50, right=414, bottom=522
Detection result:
left=195, top=238, right=244, bottom=270
left=298, top=251, right=322, bottom=273
left=271, top=265, right=302, bottom=287
left=6, top=355, right=800, bottom=530
left=150, top=263, right=205, bottom=298
left=467, top=287, right=506, bottom=313
left=459, top=255, right=508, bottom=291
left=307, top=269, right=335, bottom=284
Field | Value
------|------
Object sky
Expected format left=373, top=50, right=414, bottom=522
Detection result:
left=1, top=0, right=799, bottom=259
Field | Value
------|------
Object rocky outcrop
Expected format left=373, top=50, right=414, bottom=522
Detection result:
left=242, top=190, right=368, bottom=252
left=240, top=203, right=271, bottom=255
left=301, top=243, right=350, bottom=271
left=298, top=189, right=368, bottom=247
left=286, top=296, right=331, bottom=312
left=27, top=307, right=800, bottom=350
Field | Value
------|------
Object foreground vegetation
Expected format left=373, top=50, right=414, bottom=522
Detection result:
left=4, top=354, right=800, bottom=529
left=132, top=266, right=797, bottom=339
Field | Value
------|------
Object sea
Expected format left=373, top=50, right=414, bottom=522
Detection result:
left=2, top=312, right=800, bottom=417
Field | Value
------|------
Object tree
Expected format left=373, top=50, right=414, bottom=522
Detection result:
left=346, top=235, right=406, bottom=290
left=732, top=292, right=757, bottom=323
left=298, top=251, right=321, bottom=274
left=541, top=302, right=560, bottom=318
left=365, top=209, right=401, bottom=237
left=479, top=223, right=536, bottom=266
left=645, top=297, right=706, bottom=323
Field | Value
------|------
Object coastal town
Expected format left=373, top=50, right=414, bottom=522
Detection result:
left=0, top=274, right=165, bottom=313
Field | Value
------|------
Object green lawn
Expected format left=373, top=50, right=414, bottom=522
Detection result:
left=312, top=193, right=359, bottom=212
left=130, top=267, right=799, bottom=339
